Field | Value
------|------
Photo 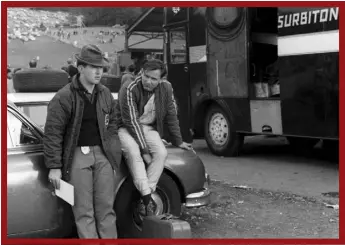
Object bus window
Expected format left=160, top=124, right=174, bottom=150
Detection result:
left=169, top=29, right=187, bottom=64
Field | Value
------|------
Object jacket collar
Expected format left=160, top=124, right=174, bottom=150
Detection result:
left=71, top=74, right=104, bottom=93
left=123, top=71, right=134, bottom=76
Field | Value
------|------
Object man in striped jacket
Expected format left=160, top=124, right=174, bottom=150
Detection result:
left=115, top=59, right=192, bottom=215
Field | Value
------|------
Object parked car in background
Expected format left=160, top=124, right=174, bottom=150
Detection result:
left=7, top=91, right=211, bottom=238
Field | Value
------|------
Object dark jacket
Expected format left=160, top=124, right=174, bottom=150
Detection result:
left=120, top=72, right=134, bottom=87
left=43, top=75, right=121, bottom=181
left=115, top=75, right=183, bottom=154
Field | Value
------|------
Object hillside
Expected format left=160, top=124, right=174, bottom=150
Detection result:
left=7, top=7, right=162, bottom=70
left=29, top=7, right=145, bottom=26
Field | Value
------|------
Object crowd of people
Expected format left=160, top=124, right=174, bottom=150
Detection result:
left=47, top=27, right=122, bottom=45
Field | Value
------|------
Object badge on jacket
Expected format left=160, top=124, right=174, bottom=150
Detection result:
left=105, top=114, right=109, bottom=128
left=81, top=146, right=90, bottom=155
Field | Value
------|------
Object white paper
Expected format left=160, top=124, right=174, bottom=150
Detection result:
left=55, top=180, right=74, bottom=206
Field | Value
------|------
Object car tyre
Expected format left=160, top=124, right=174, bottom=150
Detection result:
left=204, top=105, right=243, bottom=156
left=115, top=172, right=182, bottom=238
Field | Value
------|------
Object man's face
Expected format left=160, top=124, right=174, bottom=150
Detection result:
left=141, top=69, right=161, bottom=91
left=79, top=64, right=103, bottom=85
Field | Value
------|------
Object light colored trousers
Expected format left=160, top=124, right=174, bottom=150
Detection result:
left=69, top=145, right=117, bottom=239
left=118, top=125, right=168, bottom=196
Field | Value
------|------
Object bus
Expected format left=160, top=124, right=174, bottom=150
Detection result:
left=125, top=7, right=339, bottom=157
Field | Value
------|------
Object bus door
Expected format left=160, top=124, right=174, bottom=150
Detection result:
left=248, top=8, right=283, bottom=136
left=163, top=7, right=193, bottom=143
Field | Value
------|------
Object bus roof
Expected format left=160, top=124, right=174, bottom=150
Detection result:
left=127, top=7, right=164, bottom=35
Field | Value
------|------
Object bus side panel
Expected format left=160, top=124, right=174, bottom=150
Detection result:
left=280, top=53, right=339, bottom=139
left=278, top=7, right=339, bottom=139
left=223, top=98, right=251, bottom=132
left=206, top=8, right=249, bottom=98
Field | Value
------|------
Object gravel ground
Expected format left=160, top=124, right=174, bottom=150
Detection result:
left=181, top=180, right=339, bottom=238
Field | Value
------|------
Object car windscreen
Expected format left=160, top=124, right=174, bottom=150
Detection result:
left=16, top=104, right=47, bottom=131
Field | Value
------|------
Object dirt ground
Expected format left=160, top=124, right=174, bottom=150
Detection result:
left=181, top=180, right=338, bottom=238
left=181, top=137, right=339, bottom=238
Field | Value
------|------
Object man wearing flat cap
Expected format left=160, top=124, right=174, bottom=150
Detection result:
left=43, top=44, right=119, bottom=238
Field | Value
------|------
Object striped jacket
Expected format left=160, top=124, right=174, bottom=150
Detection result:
left=115, top=75, right=183, bottom=154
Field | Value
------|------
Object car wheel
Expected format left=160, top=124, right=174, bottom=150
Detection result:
left=204, top=105, right=243, bottom=156
left=13, top=69, right=69, bottom=92
left=115, top=172, right=182, bottom=238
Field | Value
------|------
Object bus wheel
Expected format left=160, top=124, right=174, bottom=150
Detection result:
left=286, top=137, right=319, bottom=151
left=204, top=105, right=243, bottom=156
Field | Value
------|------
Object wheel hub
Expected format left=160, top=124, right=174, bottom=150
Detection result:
left=209, top=112, right=229, bottom=146
left=132, top=190, right=167, bottom=229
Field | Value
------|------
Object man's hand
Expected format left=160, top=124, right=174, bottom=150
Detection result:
left=48, top=169, right=62, bottom=190
left=178, top=142, right=193, bottom=151
left=142, top=153, right=152, bottom=165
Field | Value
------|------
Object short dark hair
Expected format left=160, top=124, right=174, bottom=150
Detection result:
left=131, top=52, right=145, bottom=60
left=142, top=59, right=167, bottom=78
left=127, top=64, right=135, bottom=73
left=29, top=60, right=37, bottom=68
left=120, top=66, right=126, bottom=73
left=76, top=60, right=88, bottom=68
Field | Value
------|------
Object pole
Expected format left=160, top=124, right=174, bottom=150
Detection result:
left=124, top=29, right=129, bottom=52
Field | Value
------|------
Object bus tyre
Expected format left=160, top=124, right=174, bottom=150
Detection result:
left=286, top=137, right=319, bottom=151
left=13, top=69, right=69, bottom=92
left=204, top=105, right=244, bottom=157
left=115, top=172, right=182, bottom=238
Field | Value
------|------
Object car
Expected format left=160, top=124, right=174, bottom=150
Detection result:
left=7, top=92, right=211, bottom=238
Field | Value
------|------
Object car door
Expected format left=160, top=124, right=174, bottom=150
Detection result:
left=7, top=107, right=62, bottom=237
